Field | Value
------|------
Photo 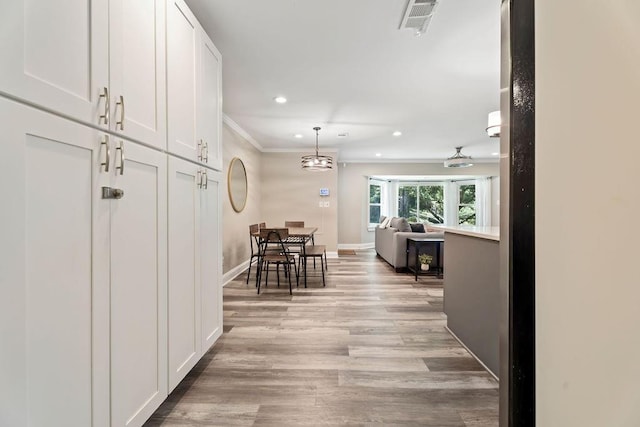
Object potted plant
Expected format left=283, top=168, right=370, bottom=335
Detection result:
left=418, top=253, right=433, bottom=271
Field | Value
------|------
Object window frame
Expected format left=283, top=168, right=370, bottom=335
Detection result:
left=367, top=179, right=386, bottom=228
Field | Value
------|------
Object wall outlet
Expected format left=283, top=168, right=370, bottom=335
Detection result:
left=323, top=201, right=330, bottom=207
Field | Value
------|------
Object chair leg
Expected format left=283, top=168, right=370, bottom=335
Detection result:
left=265, top=262, right=270, bottom=287
left=324, top=250, right=328, bottom=271
left=246, top=259, right=251, bottom=284
left=320, top=255, right=326, bottom=287
left=257, top=259, right=263, bottom=294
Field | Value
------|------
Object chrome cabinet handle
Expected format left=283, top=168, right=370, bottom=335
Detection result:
left=100, top=135, right=110, bottom=172
left=197, top=139, right=203, bottom=161
left=99, top=87, right=110, bottom=125
left=115, top=95, right=125, bottom=130
left=115, top=141, right=125, bottom=175
left=196, top=170, right=202, bottom=188
left=202, top=169, right=208, bottom=189
left=203, top=141, right=208, bottom=163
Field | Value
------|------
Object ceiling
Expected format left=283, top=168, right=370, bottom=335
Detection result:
left=185, top=0, right=501, bottom=163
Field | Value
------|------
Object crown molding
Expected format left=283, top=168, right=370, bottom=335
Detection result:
left=223, top=114, right=263, bottom=151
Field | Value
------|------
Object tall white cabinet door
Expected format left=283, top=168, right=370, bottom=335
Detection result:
left=109, top=0, right=167, bottom=149
left=197, top=33, right=223, bottom=170
left=0, top=0, right=109, bottom=127
left=166, top=0, right=199, bottom=162
left=109, top=141, right=168, bottom=426
left=167, top=156, right=202, bottom=391
left=200, top=169, right=223, bottom=352
left=0, top=98, right=110, bottom=427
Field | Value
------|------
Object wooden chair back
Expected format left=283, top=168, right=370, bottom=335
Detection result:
left=284, top=221, right=304, bottom=228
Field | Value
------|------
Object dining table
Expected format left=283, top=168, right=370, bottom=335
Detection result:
left=252, top=226, right=319, bottom=288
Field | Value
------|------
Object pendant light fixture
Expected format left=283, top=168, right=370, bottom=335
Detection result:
left=486, top=110, right=501, bottom=137
left=301, top=127, right=333, bottom=171
left=444, top=146, right=474, bottom=168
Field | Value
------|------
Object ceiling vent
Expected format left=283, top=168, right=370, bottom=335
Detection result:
left=399, top=0, right=438, bottom=36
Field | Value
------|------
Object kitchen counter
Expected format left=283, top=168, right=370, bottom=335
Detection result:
left=433, top=224, right=500, bottom=378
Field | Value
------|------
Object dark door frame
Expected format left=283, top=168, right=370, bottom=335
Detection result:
left=507, top=0, right=536, bottom=425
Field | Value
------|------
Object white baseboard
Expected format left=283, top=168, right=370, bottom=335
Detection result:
left=337, top=243, right=375, bottom=250
left=223, top=259, right=253, bottom=287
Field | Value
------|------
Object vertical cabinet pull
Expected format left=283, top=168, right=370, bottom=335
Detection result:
left=197, top=139, right=203, bottom=161
left=100, top=135, right=110, bottom=172
left=196, top=170, right=202, bottom=189
left=203, top=141, right=208, bottom=163
left=202, top=169, right=208, bottom=189
left=115, top=95, right=125, bottom=130
left=99, top=87, right=110, bottom=125
left=116, top=141, right=125, bottom=175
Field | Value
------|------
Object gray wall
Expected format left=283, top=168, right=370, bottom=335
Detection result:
left=443, top=233, right=500, bottom=376
left=222, top=124, right=262, bottom=274
left=261, top=152, right=338, bottom=251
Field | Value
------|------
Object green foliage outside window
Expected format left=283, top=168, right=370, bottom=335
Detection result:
left=369, top=183, right=382, bottom=223
left=398, top=185, right=444, bottom=224
left=458, top=184, right=476, bottom=225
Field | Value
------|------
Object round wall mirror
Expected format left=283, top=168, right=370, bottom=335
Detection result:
left=228, top=157, right=248, bottom=212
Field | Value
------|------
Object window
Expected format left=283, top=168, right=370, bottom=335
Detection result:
left=457, top=183, right=476, bottom=225
left=398, top=184, right=444, bottom=224
left=368, top=180, right=386, bottom=226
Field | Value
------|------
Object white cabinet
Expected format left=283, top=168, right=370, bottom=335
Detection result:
left=0, top=98, right=110, bottom=427
left=0, top=0, right=109, bottom=125
left=198, top=32, right=223, bottom=171
left=109, top=140, right=168, bottom=426
left=0, top=98, right=169, bottom=427
left=0, top=0, right=167, bottom=149
left=168, top=156, right=222, bottom=391
left=200, top=168, right=223, bottom=351
left=108, top=0, right=167, bottom=148
left=167, top=0, right=222, bottom=169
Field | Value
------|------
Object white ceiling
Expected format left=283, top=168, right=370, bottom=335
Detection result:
left=185, top=0, right=501, bottom=163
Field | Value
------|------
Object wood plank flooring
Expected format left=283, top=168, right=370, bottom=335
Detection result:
left=146, top=250, right=498, bottom=426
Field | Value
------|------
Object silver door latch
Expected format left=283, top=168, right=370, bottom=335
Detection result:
left=102, top=186, right=124, bottom=199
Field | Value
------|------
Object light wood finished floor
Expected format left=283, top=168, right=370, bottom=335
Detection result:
left=146, top=250, right=498, bottom=426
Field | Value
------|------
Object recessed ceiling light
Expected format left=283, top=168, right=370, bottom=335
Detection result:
left=294, top=134, right=303, bottom=138
left=491, top=152, right=499, bottom=156
left=274, top=96, right=287, bottom=104
left=392, top=131, right=402, bottom=137
left=337, top=132, right=349, bottom=138
left=375, top=153, right=382, bottom=157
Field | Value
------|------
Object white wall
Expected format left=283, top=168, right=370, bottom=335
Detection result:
left=536, top=1, right=640, bottom=425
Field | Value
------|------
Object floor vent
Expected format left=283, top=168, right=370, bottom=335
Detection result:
left=399, top=0, right=439, bottom=36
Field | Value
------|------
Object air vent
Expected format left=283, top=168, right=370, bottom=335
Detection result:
left=399, top=0, right=438, bottom=35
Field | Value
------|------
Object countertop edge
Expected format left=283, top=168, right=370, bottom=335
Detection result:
left=430, top=225, right=500, bottom=241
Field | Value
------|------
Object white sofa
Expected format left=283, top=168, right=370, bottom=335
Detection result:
left=375, top=217, right=444, bottom=271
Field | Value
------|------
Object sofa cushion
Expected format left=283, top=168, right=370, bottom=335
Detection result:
left=379, top=215, right=387, bottom=224
left=391, top=217, right=411, bottom=232
left=379, top=216, right=391, bottom=228
left=410, top=222, right=425, bottom=233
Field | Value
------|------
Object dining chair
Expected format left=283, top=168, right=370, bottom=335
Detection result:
left=299, top=243, right=327, bottom=288
left=285, top=221, right=319, bottom=268
left=246, top=224, right=261, bottom=285
left=257, top=228, right=299, bottom=295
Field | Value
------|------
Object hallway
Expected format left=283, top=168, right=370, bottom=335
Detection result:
left=147, top=250, right=498, bottom=426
